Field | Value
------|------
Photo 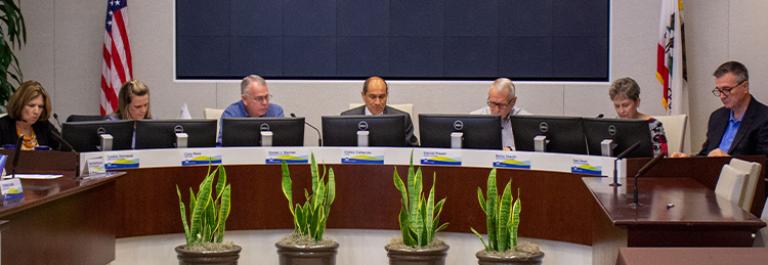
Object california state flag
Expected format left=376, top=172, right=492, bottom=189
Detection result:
left=656, top=0, right=688, bottom=115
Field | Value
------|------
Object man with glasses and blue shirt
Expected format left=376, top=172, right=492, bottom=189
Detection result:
left=471, top=78, right=530, bottom=151
left=219, top=74, right=284, bottom=142
left=673, top=61, right=768, bottom=157
left=223, top=74, right=284, bottom=119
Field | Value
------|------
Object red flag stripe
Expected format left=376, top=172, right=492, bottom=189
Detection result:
left=114, top=11, right=133, bottom=78
left=101, top=75, right=119, bottom=109
left=100, top=1, right=132, bottom=115
left=110, top=38, right=128, bottom=84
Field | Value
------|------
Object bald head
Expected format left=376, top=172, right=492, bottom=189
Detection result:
left=361, top=76, right=388, bottom=115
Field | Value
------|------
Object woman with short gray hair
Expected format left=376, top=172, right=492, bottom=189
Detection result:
left=609, top=77, right=669, bottom=156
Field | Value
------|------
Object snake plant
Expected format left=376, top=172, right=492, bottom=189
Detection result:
left=471, top=168, right=522, bottom=252
left=0, top=0, right=26, bottom=108
left=393, top=158, right=448, bottom=247
left=176, top=165, right=232, bottom=246
left=281, top=153, right=336, bottom=242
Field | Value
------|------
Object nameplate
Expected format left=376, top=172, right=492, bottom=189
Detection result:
left=571, top=157, right=603, bottom=176
left=492, top=152, right=531, bottom=169
left=87, top=156, right=107, bottom=174
left=341, top=149, right=384, bottom=164
left=182, top=151, right=222, bottom=166
left=0, top=154, right=6, bottom=177
left=105, top=153, right=140, bottom=170
left=419, top=150, right=462, bottom=166
left=0, top=178, right=23, bottom=200
left=265, top=149, right=309, bottom=164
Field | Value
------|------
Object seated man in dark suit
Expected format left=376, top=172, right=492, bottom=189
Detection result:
left=673, top=61, right=768, bottom=157
left=340, top=76, right=419, bottom=146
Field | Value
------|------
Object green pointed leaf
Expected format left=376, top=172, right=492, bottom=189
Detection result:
left=496, top=181, right=512, bottom=251
left=176, top=185, right=192, bottom=245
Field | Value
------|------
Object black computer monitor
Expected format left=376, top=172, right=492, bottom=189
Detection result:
left=322, top=115, right=406, bottom=147
left=418, top=114, right=502, bottom=150
left=62, top=120, right=134, bottom=152
left=582, top=118, right=654, bottom=157
left=221, top=117, right=305, bottom=146
left=510, top=115, right=587, bottom=154
left=134, top=119, right=217, bottom=149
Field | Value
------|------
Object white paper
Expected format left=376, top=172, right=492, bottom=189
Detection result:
left=2, top=174, right=64, bottom=180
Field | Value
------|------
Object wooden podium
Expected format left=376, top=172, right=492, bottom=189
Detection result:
left=0, top=150, right=122, bottom=265
left=587, top=156, right=767, bottom=265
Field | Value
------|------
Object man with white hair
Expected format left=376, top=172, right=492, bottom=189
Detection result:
left=219, top=74, right=284, bottom=143
left=222, top=74, right=284, bottom=118
left=471, top=78, right=530, bottom=150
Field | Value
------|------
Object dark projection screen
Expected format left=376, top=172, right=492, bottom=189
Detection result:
left=176, top=0, right=609, bottom=81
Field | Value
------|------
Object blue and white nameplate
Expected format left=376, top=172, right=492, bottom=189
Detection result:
left=105, top=153, right=140, bottom=170
left=571, top=157, right=603, bottom=176
left=341, top=149, right=384, bottom=164
left=265, top=149, right=309, bottom=164
left=492, top=152, right=531, bottom=169
left=0, top=178, right=23, bottom=200
left=182, top=151, right=222, bottom=166
left=87, top=156, right=107, bottom=174
left=419, top=150, right=462, bottom=166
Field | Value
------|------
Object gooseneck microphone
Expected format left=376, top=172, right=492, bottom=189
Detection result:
left=48, top=121, right=77, bottom=153
left=52, top=113, right=63, bottom=131
left=596, top=113, right=604, bottom=118
left=632, top=153, right=665, bottom=206
left=610, top=140, right=643, bottom=187
left=291, top=113, right=322, bottom=146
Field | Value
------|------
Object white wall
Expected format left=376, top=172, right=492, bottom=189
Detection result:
left=17, top=0, right=768, bottom=151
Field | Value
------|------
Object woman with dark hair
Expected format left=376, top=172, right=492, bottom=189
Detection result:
left=0, top=80, right=59, bottom=150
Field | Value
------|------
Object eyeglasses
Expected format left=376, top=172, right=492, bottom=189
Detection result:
left=487, top=99, right=512, bottom=109
left=247, top=94, right=272, bottom=102
left=712, top=80, right=746, bottom=97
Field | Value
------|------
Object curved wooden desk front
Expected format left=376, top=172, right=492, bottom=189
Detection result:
left=103, top=148, right=765, bottom=250
left=116, top=164, right=598, bottom=245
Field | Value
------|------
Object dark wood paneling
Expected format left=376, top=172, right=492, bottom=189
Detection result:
left=617, top=247, right=768, bottom=265
left=0, top=175, right=119, bottom=265
left=626, top=156, right=767, bottom=215
left=585, top=176, right=766, bottom=265
left=0, top=150, right=79, bottom=174
left=116, top=164, right=601, bottom=245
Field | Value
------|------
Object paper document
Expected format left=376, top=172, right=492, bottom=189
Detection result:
left=2, top=174, right=64, bottom=180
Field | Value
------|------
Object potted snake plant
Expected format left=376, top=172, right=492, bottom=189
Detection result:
left=175, top=164, right=241, bottom=265
left=385, top=158, right=449, bottom=265
left=471, top=169, right=544, bottom=265
left=277, top=153, right=338, bottom=265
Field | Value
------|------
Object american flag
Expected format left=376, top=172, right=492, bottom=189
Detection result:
left=100, top=0, right=133, bottom=115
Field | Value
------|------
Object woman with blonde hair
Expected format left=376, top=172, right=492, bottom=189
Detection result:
left=0, top=80, right=59, bottom=150
left=107, top=80, right=152, bottom=120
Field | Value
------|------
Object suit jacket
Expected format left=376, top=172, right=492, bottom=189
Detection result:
left=698, top=95, right=768, bottom=156
left=340, top=105, right=419, bottom=147
left=0, top=116, right=60, bottom=150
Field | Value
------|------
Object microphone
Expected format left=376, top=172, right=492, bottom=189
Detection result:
left=632, top=153, right=665, bottom=206
left=615, top=141, right=642, bottom=160
left=48, top=123, right=77, bottom=153
left=9, top=135, right=24, bottom=178
left=596, top=114, right=604, bottom=118
left=610, top=141, right=643, bottom=186
left=291, top=113, right=322, bottom=146
left=52, top=113, right=63, bottom=131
